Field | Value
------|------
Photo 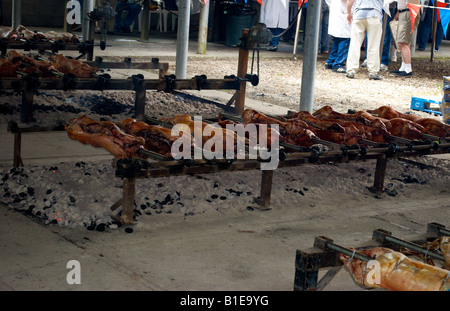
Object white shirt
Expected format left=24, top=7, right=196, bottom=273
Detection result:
left=328, top=0, right=351, bottom=38
left=259, top=0, right=290, bottom=29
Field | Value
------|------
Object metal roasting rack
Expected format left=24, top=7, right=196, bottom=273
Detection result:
left=7, top=107, right=450, bottom=225
left=293, top=223, right=449, bottom=291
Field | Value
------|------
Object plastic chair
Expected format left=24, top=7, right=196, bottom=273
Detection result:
left=137, top=2, right=164, bottom=32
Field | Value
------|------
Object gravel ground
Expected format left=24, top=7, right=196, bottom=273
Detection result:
left=178, top=54, right=448, bottom=119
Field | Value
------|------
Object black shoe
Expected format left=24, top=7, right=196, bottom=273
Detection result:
left=332, top=67, right=347, bottom=73
left=324, top=63, right=333, bottom=69
left=395, top=71, right=413, bottom=77
left=389, top=69, right=402, bottom=74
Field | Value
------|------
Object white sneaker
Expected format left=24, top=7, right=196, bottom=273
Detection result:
left=380, top=64, right=388, bottom=71
left=361, top=59, right=367, bottom=67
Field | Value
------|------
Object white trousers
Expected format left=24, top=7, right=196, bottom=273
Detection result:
left=346, top=17, right=383, bottom=75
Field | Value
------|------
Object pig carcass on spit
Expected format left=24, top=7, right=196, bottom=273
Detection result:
left=65, top=115, right=145, bottom=159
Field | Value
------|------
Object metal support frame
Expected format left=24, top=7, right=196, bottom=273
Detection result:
left=107, top=138, right=449, bottom=224
left=427, top=222, right=450, bottom=238
left=293, top=224, right=446, bottom=291
left=0, top=58, right=248, bottom=123
left=372, top=155, right=388, bottom=197
left=293, top=236, right=366, bottom=291
left=8, top=121, right=66, bottom=167
left=234, top=29, right=250, bottom=116
left=254, top=170, right=274, bottom=210
left=372, top=228, right=445, bottom=262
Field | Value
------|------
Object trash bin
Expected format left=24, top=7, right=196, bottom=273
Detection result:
left=225, top=6, right=256, bottom=47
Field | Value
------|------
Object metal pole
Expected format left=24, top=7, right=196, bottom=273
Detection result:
left=299, top=0, right=321, bottom=113
left=12, top=0, right=22, bottom=28
left=197, top=0, right=210, bottom=54
left=140, top=0, right=150, bottom=42
left=176, top=0, right=191, bottom=79
left=82, top=0, right=94, bottom=42
left=325, top=242, right=372, bottom=262
left=430, top=3, right=437, bottom=62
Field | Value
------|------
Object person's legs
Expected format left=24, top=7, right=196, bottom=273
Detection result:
left=381, top=9, right=394, bottom=66
left=366, top=17, right=382, bottom=75
left=346, top=19, right=367, bottom=76
left=326, top=37, right=339, bottom=67
left=122, top=2, right=141, bottom=28
left=319, top=6, right=330, bottom=52
left=416, top=8, right=432, bottom=50
left=435, top=22, right=444, bottom=51
left=267, top=28, right=282, bottom=50
left=333, top=37, right=350, bottom=68
left=394, top=11, right=419, bottom=75
left=114, top=1, right=126, bottom=30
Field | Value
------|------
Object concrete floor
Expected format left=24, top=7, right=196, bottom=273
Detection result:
left=0, top=29, right=449, bottom=294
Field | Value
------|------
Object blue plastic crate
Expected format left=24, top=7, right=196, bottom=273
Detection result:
left=410, top=96, right=442, bottom=116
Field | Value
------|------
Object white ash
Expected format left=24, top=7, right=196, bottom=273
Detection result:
left=0, top=155, right=448, bottom=231
left=0, top=89, right=224, bottom=126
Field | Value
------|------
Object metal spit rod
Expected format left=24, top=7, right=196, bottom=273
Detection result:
left=314, top=236, right=373, bottom=262
left=325, top=243, right=373, bottom=262
left=373, top=229, right=445, bottom=262
left=428, top=222, right=450, bottom=237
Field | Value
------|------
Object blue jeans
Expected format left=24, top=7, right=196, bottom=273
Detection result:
left=326, top=37, right=350, bottom=69
left=115, top=1, right=141, bottom=29
left=381, top=8, right=396, bottom=66
left=417, top=8, right=444, bottom=50
left=269, top=28, right=283, bottom=47
left=319, top=1, right=330, bottom=52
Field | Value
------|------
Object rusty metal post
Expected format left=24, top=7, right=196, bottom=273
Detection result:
left=293, top=250, right=321, bottom=291
left=21, top=88, right=34, bottom=123
left=255, top=169, right=273, bottom=209
left=430, top=3, right=437, bottom=62
left=373, top=155, right=387, bottom=196
left=140, top=0, right=150, bottom=42
left=13, top=132, right=23, bottom=168
left=235, top=28, right=250, bottom=116
left=197, top=0, right=210, bottom=54
left=120, top=177, right=136, bottom=225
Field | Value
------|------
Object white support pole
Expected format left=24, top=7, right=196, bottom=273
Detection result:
left=197, top=0, right=210, bottom=54
left=82, top=0, right=94, bottom=42
left=12, top=0, right=22, bottom=28
left=176, top=0, right=191, bottom=78
left=299, top=0, right=321, bottom=113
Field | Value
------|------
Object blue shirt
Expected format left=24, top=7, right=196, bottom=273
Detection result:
left=352, top=0, right=384, bottom=20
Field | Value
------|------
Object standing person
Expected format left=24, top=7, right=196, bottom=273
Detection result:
left=319, top=0, right=331, bottom=53
left=325, top=0, right=352, bottom=73
left=417, top=1, right=445, bottom=52
left=390, top=0, right=420, bottom=77
left=114, top=0, right=142, bottom=33
left=345, top=0, right=384, bottom=80
left=259, top=0, right=289, bottom=51
left=380, top=2, right=397, bottom=70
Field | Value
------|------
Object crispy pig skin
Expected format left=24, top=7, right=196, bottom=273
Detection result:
left=65, top=115, right=145, bottom=159
left=368, top=106, right=450, bottom=138
left=119, top=118, right=192, bottom=157
left=162, top=115, right=242, bottom=153
left=242, top=109, right=317, bottom=147
left=340, top=247, right=450, bottom=291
